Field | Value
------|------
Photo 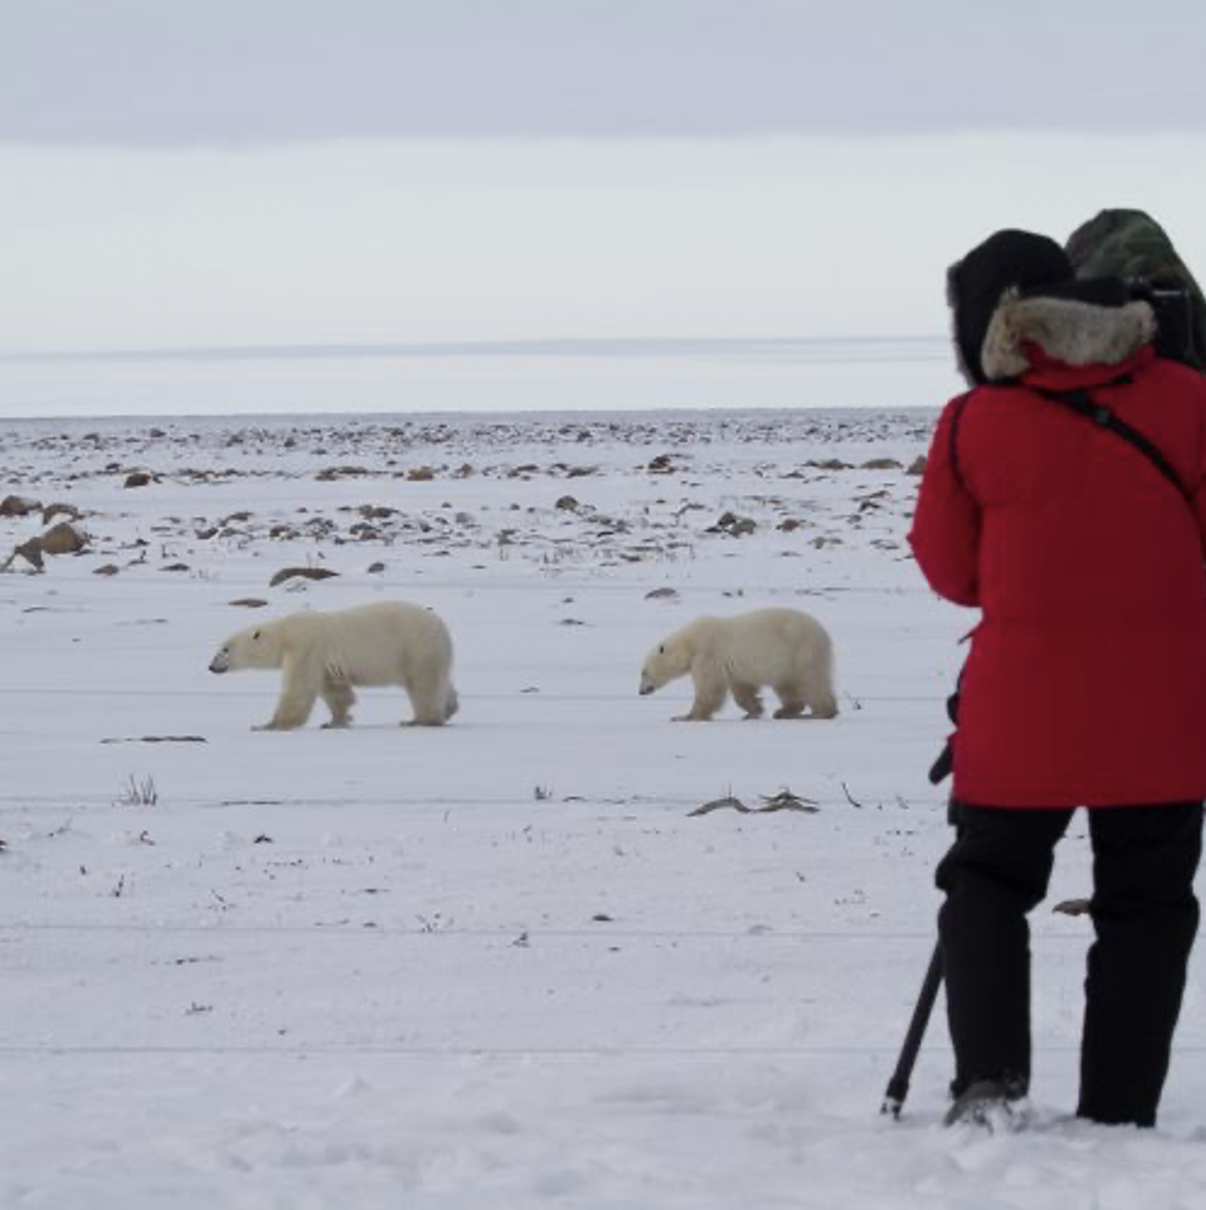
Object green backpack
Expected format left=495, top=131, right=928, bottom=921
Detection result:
left=1065, top=208, right=1206, bottom=371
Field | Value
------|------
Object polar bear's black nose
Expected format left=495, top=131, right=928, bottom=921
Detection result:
left=209, top=655, right=229, bottom=674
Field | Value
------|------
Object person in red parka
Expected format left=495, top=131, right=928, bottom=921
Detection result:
left=909, top=228, right=1206, bottom=1128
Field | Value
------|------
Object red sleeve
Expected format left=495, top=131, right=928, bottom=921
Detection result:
left=1194, top=381, right=1206, bottom=561
left=908, top=394, right=982, bottom=607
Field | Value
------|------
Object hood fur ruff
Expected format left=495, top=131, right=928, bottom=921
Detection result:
left=980, top=289, right=1157, bottom=382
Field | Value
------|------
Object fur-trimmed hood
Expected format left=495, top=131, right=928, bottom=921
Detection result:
left=980, top=289, right=1157, bottom=382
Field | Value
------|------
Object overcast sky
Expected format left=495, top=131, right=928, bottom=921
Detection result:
left=2, top=1, right=1205, bottom=354
left=6, top=0, right=1206, bottom=143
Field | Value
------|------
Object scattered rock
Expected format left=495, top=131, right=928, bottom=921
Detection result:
left=555, top=495, right=580, bottom=512
left=39, top=522, right=88, bottom=556
left=100, top=735, right=208, bottom=745
left=123, top=472, right=153, bottom=489
left=41, top=503, right=82, bottom=525
left=3, top=538, right=44, bottom=571
left=367, top=562, right=386, bottom=574
left=406, top=467, right=436, bottom=482
left=268, top=566, right=339, bottom=588
left=161, top=562, right=191, bottom=573
left=0, top=495, right=40, bottom=517
left=645, top=587, right=679, bottom=600
left=647, top=454, right=678, bottom=475
left=861, top=457, right=902, bottom=470
left=907, top=455, right=928, bottom=475
left=229, top=598, right=269, bottom=608
left=93, top=564, right=121, bottom=577
left=708, top=511, right=756, bottom=537
left=316, top=466, right=370, bottom=481
left=777, top=518, right=803, bottom=533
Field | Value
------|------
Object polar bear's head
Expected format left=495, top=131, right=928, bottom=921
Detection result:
left=639, top=634, right=692, bottom=695
left=208, top=621, right=285, bottom=674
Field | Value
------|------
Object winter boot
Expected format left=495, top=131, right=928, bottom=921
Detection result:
left=943, top=1079, right=1031, bottom=1131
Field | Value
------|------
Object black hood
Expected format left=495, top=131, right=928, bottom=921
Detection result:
left=947, top=229, right=1074, bottom=385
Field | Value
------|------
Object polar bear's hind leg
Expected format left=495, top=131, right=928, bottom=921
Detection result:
left=772, top=685, right=806, bottom=719
left=404, top=665, right=454, bottom=726
left=803, top=638, right=838, bottom=718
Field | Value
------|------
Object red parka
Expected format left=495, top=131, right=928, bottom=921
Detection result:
left=910, top=291, right=1206, bottom=807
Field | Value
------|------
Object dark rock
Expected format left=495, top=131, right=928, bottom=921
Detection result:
left=40, top=522, right=87, bottom=555
left=0, top=495, right=40, bottom=517
left=269, top=566, right=339, bottom=588
left=42, top=503, right=82, bottom=525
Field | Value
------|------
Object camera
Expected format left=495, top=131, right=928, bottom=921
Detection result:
left=1126, top=278, right=1204, bottom=370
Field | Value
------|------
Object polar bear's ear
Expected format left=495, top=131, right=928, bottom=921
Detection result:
left=658, top=644, right=665, bottom=653
left=252, top=630, right=262, bottom=640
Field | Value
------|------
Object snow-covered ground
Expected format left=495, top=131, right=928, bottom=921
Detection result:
left=2, top=408, right=1205, bottom=1209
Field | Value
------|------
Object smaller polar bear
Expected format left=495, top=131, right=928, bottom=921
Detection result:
left=208, top=601, right=459, bottom=731
left=639, top=607, right=837, bottom=722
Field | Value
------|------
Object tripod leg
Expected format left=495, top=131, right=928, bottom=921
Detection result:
left=881, top=943, right=944, bottom=1117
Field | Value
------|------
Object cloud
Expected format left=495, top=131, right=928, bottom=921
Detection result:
left=3, top=0, right=1205, bottom=145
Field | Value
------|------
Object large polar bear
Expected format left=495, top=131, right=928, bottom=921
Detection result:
left=639, top=607, right=837, bottom=722
left=208, top=601, right=459, bottom=731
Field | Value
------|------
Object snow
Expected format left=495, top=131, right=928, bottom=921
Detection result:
left=2, top=408, right=1205, bottom=1208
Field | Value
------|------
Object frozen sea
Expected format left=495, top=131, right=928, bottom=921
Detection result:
left=0, top=336, right=962, bottom=419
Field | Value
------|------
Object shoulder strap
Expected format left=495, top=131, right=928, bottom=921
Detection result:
left=1032, top=385, right=1191, bottom=503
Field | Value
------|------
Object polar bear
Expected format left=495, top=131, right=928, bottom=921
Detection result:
left=639, top=607, right=837, bottom=722
left=208, top=601, right=459, bottom=731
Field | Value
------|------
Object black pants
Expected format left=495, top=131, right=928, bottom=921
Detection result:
left=936, top=800, right=1203, bottom=1126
